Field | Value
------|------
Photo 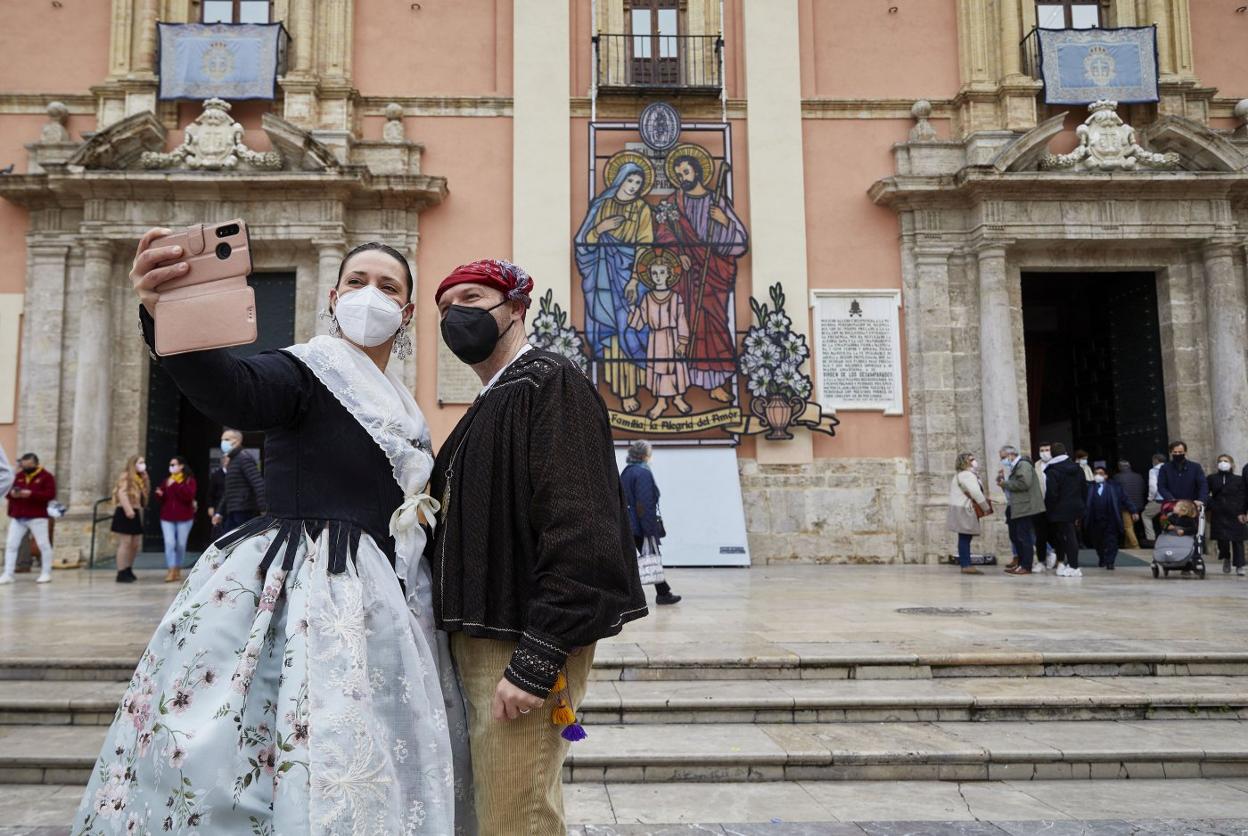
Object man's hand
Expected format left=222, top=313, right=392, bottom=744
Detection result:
left=130, top=227, right=186, bottom=315
left=492, top=677, right=544, bottom=722
left=212, top=514, right=223, bottom=525
left=12, top=489, right=30, bottom=499
left=709, top=206, right=729, bottom=226
left=1132, top=514, right=1140, bottom=522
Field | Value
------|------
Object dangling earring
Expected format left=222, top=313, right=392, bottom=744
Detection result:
left=392, top=326, right=413, bottom=359
left=318, top=307, right=343, bottom=338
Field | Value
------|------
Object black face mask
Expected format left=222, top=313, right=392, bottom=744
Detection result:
left=1173, top=454, right=1186, bottom=465
left=440, top=302, right=513, bottom=365
left=20, top=466, right=36, bottom=475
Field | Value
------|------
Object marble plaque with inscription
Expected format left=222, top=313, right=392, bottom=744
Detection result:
left=811, top=290, right=903, bottom=415
left=436, top=337, right=482, bottom=405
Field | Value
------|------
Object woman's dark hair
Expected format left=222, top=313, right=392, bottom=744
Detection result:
left=170, top=455, right=193, bottom=480
left=337, top=242, right=414, bottom=302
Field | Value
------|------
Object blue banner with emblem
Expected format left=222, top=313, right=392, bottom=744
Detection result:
left=158, top=23, right=288, bottom=101
left=1037, top=26, right=1159, bottom=105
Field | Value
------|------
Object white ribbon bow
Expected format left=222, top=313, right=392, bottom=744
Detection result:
left=389, top=492, right=441, bottom=539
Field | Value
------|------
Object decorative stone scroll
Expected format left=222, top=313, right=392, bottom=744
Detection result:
left=811, top=289, right=904, bottom=415
left=1040, top=100, right=1179, bottom=172
left=141, top=98, right=282, bottom=170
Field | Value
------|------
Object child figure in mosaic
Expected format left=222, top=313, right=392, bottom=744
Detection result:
left=74, top=232, right=473, bottom=836
left=628, top=249, right=692, bottom=420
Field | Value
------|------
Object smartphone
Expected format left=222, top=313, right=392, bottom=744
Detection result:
left=150, top=219, right=258, bottom=357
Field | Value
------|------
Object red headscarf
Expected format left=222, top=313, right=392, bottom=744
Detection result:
left=435, top=259, right=534, bottom=310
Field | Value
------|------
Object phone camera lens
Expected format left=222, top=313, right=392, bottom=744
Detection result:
left=215, top=242, right=232, bottom=260
left=216, top=224, right=239, bottom=239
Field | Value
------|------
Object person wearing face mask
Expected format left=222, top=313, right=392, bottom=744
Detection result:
left=1208, top=454, right=1247, bottom=575
left=947, top=452, right=988, bottom=575
left=1157, top=440, right=1209, bottom=506
left=1074, top=449, right=1094, bottom=483
left=110, top=455, right=151, bottom=583
left=431, top=259, right=647, bottom=836
left=1141, top=452, right=1167, bottom=545
left=998, top=445, right=1044, bottom=575
left=217, top=428, right=265, bottom=532
left=154, top=456, right=197, bottom=583
left=1031, top=442, right=1057, bottom=571
left=1042, top=442, right=1087, bottom=577
left=74, top=232, right=466, bottom=835
left=1083, top=465, right=1138, bottom=571
left=2, top=452, right=57, bottom=585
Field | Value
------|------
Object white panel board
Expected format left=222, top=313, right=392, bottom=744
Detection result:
left=615, top=445, right=750, bottom=567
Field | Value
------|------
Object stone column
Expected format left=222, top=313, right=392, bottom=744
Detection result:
left=1148, top=0, right=1174, bottom=76
left=1204, top=243, right=1248, bottom=459
left=68, top=242, right=116, bottom=511
left=16, top=244, right=70, bottom=470
left=290, top=0, right=315, bottom=74
left=315, top=242, right=345, bottom=336
left=132, top=0, right=158, bottom=72
left=998, top=0, right=1022, bottom=78
left=977, top=245, right=1022, bottom=488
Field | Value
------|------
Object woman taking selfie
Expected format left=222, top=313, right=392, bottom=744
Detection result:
left=109, top=456, right=149, bottom=584
left=154, top=455, right=196, bottom=583
left=74, top=230, right=468, bottom=835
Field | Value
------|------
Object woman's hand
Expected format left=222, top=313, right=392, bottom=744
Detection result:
left=130, top=227, right=187, bottom=315
left=595, top=215, right=625, bottom=235
left=125, top=509, right=136, bottom=520
left=155, top=486, right=164, bottom=497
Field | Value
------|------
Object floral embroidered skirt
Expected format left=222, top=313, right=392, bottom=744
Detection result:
left=73, top=524, right=469, bottom=835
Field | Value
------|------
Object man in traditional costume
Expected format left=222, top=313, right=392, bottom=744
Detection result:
left=432, top=259, right=648, bottom=836
left=652, top=143, right=749, bottom=403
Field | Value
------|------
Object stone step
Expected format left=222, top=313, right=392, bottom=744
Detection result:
left=563, top=719, right=1248, bottom=783
left=7, top=719, right=1248, bottom=785
left=9, top=648, right=1248, bottom=684
left=6, top=675, right=1248, bottom=727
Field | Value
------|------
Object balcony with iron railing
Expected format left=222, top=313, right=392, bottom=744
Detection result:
left=594, top=33, right=723, bottom=94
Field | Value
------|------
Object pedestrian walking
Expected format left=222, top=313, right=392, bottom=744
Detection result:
left=218, top=428, right=265, bottom=531
left=1032, top=442, right=1056, bottom=571
left=110, top=455, right=150, bottom=584
left=999, top=445, right=1044, bottom=576
left=1043, top=442, right=1086, bottom=577
left=1113, top=460, right=1147, bottom=549
left=1158, top=440, right=1209, bottom=505
left=1142, top=453, right=1167, bottom=545
left=1083, top=465, right=1138, bottom=571
left=947, top=452, right=988, bottom=575
left=1074, top=449, right=1094, bottom=483
left=1209, top=454, right=1247, bottom=576
left=620, top=439, right=682, bottom=605
left=206, top=453, right=229, bottom=540
left=1, top=453, right=56, bottom=584
left=154, top=455, right=196, bottom=583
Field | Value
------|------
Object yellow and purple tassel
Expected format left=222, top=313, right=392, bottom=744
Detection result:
left=550, top=670, right=587, bottom=742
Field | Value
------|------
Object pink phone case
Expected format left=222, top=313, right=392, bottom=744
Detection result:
left=151, top=220, right=259, bottom=357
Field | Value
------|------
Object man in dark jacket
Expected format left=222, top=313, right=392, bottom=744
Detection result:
left=1085, top=465, right=1138, bottom=570
left=1043, top=442, right=1087, bottom=577
left=1113, top=460, right=1147, bottom=548
left=1157, top=440, right=1209, bottom=505
left=999, top=445, right=1044, bottom=575
left=218, top=429, right=265, bottom=531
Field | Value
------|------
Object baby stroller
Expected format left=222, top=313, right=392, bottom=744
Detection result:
left=1151, top=503, right=1206, bottom=579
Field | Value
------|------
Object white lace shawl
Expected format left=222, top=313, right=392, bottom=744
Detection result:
left=284, top=336, right=437, bottom=609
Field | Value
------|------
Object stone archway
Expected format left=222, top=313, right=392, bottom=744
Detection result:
left=0, top=103, right=446, bottom=562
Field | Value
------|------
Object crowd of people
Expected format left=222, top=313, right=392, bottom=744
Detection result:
left=950, top=439, right=1248, bottom=577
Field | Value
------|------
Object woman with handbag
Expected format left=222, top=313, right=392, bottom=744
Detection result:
left=620, top=440, right=682, bottom=605
left=947, top=451, right=990, bottom=575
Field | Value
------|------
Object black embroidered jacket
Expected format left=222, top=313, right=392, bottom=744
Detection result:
left=430, top=349, right=649, bottom=697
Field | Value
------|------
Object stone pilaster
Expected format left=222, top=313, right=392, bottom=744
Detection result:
left=315, top=241, right=346, bottom=336
left=977, top=245, right=1023, bottom=492
left=1204, top=243, right=1248, bottom=459
left=16, top=244, right=70, bottom=472
left=68, top=242, right=116, bottom=513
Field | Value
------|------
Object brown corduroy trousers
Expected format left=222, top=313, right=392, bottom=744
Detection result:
left=450, top=634, right=596, bottom=836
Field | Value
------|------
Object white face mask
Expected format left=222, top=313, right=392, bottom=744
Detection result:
left=1219, top=461, right=1232, bottom=472
left=333, top=285, right=404, bottom=348
left=135, top=462, right=146, bottom=474
left=1039, top=451, right=1052, bottom=462
left=1077, top=458, right=1088, bottom=466
left=1094, top=474, right=1106, bottom=483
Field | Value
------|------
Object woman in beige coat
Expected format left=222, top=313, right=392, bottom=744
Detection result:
left=947, top=451, right=988, bottom=575
left=110, top=455, right=150, bottom=583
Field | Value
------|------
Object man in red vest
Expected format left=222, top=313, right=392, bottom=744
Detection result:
left=3, top=452, right=57, bottom=584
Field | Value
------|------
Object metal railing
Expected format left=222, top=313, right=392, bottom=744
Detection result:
left=1021, top=28, right=1042, bottom=80
left=88, top=496, right=114, bottom=568
left=594, top=33, right=723, bottom=92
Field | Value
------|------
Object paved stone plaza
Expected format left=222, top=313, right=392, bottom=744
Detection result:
left=4, top=562, right=1248, bottom=834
